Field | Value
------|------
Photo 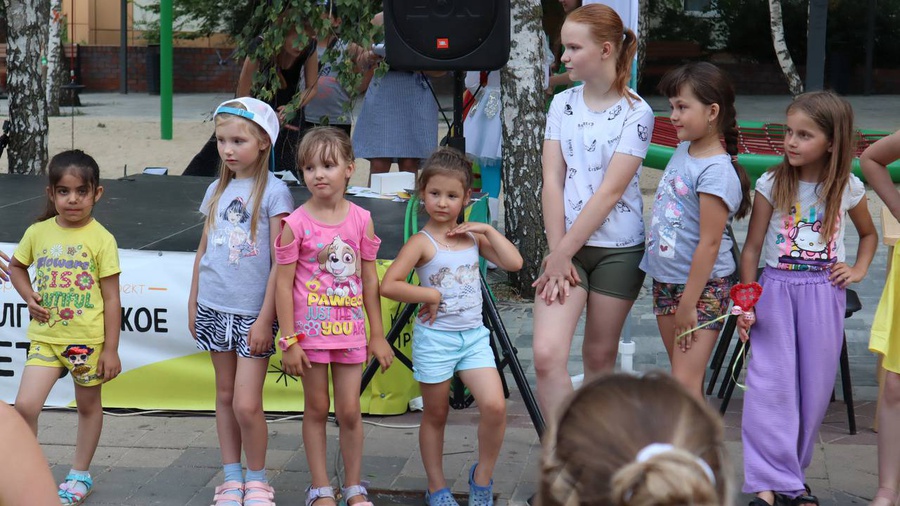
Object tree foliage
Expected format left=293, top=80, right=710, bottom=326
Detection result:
left=141, top=0, right=382, bottom=121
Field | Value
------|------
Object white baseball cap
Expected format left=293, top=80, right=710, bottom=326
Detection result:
left=214, top=97, right=280, bottom=146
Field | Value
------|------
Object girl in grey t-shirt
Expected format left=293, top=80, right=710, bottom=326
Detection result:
left=641, top=63, right=750, bottom=401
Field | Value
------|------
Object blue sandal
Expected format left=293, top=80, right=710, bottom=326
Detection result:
left=424, top=487, right=459, bottom=506
left=58, top=473, right=93, bottom=506
left=468, top=463, right=494, bottom=506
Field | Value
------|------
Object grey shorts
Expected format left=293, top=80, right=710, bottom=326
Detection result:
left=571, top=244, right=646, bottom=300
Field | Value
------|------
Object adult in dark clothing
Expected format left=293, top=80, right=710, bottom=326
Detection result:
left=184, top=27, right=318, bottom=176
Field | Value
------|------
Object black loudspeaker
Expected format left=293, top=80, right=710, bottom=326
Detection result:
left=383, top=0, right=511, bottom=71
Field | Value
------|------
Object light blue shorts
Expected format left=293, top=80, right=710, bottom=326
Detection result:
left=412, top=324, right=496, bottom=384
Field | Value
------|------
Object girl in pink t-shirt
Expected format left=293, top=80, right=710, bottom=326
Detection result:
left=275, top=127, right=394, bottom=506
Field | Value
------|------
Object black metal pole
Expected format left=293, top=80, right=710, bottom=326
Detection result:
left=119, top=0, right=128, bottom=93
left=805, top=0, right=828, bottom=91
left=864, top=0, right=876, bottom=95
left=447, top=70, right=466, bottom=153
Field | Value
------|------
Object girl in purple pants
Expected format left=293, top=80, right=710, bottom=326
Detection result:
left=736, top=91, right=878, bottom=506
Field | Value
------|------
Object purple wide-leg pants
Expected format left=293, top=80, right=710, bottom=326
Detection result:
left=741, top=267, right=845, bottom=497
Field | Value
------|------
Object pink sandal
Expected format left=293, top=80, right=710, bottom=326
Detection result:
left=211, top=481, right=244, bottom=506
left=872, top=488, right=899, bottom=506
left=244, top=481, right=276, bottom=506
left=341, top=483, right=374, bottom=506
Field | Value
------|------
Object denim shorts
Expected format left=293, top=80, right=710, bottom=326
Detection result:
left=412, top=324, right=495, bottom=384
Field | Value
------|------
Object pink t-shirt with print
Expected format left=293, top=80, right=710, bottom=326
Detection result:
left=275, top=203, right=380, bottom=350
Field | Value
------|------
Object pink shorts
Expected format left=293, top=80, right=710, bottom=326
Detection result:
left=303, top=346, right=367, bottom=365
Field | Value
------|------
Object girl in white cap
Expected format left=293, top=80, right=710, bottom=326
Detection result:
left=189, top=97, right=294, bottom=506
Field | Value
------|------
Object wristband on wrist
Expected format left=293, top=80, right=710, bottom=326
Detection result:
left=278, top=332, right=305, bottom=351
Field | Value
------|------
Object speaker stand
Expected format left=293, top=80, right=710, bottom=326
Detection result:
left=446, top=70, right=467, bottom=154
left=360, top=272, right=546, bottom=438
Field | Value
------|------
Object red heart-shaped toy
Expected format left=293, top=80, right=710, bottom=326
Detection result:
left=730, top=282, right=763, bottom=311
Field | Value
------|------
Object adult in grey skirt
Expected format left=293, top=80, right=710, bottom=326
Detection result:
left=352, top=12, right=440, bottom=182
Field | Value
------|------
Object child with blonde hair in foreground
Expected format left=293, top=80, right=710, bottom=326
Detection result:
left=539, top=373, right=733, bottom=506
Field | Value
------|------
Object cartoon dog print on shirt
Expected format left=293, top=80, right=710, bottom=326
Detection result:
left=318, top=236, right=360, bottom=297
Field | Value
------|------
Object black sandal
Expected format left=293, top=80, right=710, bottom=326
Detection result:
left=748, top=493, right=794, bottom=506
left=792, top=483, right=819, bottom=505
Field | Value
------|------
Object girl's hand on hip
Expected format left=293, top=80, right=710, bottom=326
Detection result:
left=828, top=262, right=861, bottom=288
left=247, top=319, right=274, bottom=356
left=736, top=309, right=755, bottom=342
left=674, top=305, right=698, bottom=352
left=26, top=291, right=49, bottom=323
left=97, top=349, right=121, bottom=382
left=417, top=289, right=442, bottom=325
left=282, top=345, right=311, bottom=377
left=368, top=337, right=394, bottom=372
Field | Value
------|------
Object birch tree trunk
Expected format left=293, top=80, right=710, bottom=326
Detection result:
left=637, top=0, right=649, bottom=87
left=501, top=0, right=546, bottom=298
left=769, top=0, right=804, bottom=96
left=6, top=0, right=49, bottom=174
left=46, top=0, right=62, bottom=116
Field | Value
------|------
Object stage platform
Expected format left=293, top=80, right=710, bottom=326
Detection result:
left=0, top=174, right=410, bottom=258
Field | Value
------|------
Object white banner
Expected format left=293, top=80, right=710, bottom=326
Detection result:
left=0, top=243, right=197, bottom=406
left=0, top=243, right=420, bottom=413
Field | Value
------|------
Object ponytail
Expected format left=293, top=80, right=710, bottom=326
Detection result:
left=567, top=4, right=638, bottom=101
left=723, top=116, right=751, bottom=219
left=609, top=450, right=720, bottom=506
left=616, top=29, right=638, bottom=101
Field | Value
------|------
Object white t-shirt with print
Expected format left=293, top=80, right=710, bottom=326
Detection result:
left=545, top=86, right=655, bottom=248
left=756, top=172, right=865, bottom=271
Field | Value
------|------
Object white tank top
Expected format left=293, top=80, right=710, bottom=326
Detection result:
left=414, top=231, right=482, bottom=331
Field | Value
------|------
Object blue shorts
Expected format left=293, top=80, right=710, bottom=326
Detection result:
left=412, top=324, right=495, bottom=384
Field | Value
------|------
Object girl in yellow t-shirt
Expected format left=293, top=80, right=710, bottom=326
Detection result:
left=8, top=149, right=121, bottom=506
left=861, top=131, right=900, bottom=506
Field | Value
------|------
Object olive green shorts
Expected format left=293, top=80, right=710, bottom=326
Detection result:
left=571, top=244, right=646, bottom=300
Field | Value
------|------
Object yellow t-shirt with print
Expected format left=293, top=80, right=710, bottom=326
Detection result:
left=13, top=218, right=120, bottom=344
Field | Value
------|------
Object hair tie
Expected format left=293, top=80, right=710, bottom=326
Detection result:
left=635, top=443, right=716, bottom=485
left=731, top=154, right=739, bottom=163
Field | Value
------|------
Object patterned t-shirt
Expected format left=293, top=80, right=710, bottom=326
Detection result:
left=14, top=218, right=120, bottom=344
left=641, top=142, right=743, bottom=283
left=756, top=172, right=866, bottom=271
left=197, top=173, right=294, bottom=315
left=545, top=86, right=654, bottom=248
left=275, top=203, right=381, bottom=350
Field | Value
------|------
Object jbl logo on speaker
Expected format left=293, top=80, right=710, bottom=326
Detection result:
left=384, top=0, right=510, bottom=71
